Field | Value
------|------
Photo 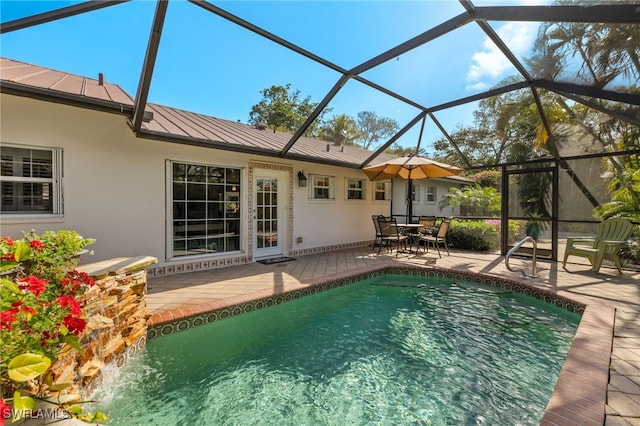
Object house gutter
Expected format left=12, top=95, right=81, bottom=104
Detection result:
left=1, top=82, right=374, bottom=170
left=0, top=81, right=134, bottom=117
left=136, top=130, right=365, bottom=169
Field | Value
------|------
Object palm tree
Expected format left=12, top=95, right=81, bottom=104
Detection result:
left=318, top=114, right=360, bottom=145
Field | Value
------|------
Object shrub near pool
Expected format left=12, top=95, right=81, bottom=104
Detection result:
left=447, top=219, right=521, bottom=251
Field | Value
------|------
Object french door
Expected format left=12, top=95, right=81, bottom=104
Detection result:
left=253, top=169, right=287, bottom=259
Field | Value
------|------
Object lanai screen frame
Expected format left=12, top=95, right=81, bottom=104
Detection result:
left=2, top=0, right=639, bottom=261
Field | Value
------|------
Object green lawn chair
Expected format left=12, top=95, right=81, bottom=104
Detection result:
left=562, top=218, right=633, bottom=273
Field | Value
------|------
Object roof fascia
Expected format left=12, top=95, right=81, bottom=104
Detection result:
left=136, top=129, right=363, bottom=169
left=474, top=4, right=640, bottom=24
left=0, top=81, right=133, bottom=116
left=129, top=0, right=168, bottom=133
left=0, top=1, right=129, bottom=34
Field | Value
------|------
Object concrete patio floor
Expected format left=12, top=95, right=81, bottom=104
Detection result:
left=146, top=246, right=640, bottom=425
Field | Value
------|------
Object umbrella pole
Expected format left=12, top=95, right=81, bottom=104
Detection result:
left=406, top=178, right=413, bottom=224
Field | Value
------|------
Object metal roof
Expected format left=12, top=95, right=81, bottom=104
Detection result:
left=1, top=1, right=638, bottom=170
left=0, top=57, right=396, bottom=169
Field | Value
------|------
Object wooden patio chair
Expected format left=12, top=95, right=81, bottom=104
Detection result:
left=418, top=219, right=451, bottom=258
left=377, top=216, right=409, bottom=257
left=562, top=217, right=633, bottom=273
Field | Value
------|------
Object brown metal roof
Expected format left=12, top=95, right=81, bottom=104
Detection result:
left=0, top=57, right=396, bottom=168
left=0, top=58, right=133, bottom=105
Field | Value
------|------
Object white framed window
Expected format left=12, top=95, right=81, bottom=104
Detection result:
left=309, top=174, right=335, bottom=200
left=168, top=161, right=241, bottom=258
left=411, top=184, right=420, bottom=202
left=345, top=178, right=366, bottom=200
left=373, top=181, right=390, bottom=201
left=426, top=186, right=437, bottom=202
left=0, top=144, right=63, bottom=216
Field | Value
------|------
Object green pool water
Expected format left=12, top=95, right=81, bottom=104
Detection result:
left=93, top=275, right=579, bottom=425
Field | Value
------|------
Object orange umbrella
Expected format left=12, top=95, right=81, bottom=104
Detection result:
left=363, top=155, right=463, bottom=181
left=363, top=155, right=463, bottom=223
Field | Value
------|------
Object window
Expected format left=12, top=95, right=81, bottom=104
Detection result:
left=309, top=174, right=335, bottom=200
left=346, top=178, right=366, bottom=200
left=0, top=144, right=62, bottom=215
left=169, top=161, right=241, bottom=258
left=411, top=184, right=420, bottom=202
left=373, top=181, right=390, bottom=201
left=426, top=186, right=437, bottom=202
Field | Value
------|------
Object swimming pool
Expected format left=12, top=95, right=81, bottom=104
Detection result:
left=94, top=274, right=579, bottom=425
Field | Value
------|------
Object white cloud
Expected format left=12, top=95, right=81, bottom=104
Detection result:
left=465, top=81, right=488, bottom=92
left=466, top=21, right=538, bottom=87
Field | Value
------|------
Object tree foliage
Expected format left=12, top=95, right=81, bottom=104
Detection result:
left=594, top=165, right=640, bottom=222
left=318, top=114, right=360, bottom=145
left=438, top=185, right=501, bottom=217
left=433, top=4, right=638, bottom=221
left=355, top=111, right=400, bottom=150
left=248, top=84, right=329, bottom=136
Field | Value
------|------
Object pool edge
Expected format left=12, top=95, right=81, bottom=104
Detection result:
left=146, top=264, right=613, bottom=425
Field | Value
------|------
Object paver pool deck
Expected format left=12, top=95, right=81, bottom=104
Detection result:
left=146, top=246, right=640, bottom=425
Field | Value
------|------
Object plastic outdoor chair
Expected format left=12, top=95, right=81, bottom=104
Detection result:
left=562, top=218, right=633, bottom=273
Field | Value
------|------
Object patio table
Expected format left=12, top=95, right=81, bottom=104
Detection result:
left=397, top=223, right=423, bottom=253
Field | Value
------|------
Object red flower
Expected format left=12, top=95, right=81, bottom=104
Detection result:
left=18, top=276, right=48, bottom=298
left=55, top=296, right=82, bottom=316
left=62, top=316, right=86, bottom=334
left=0, top=397, right=12, bottom=424
left=29, top=239, right=45, bottom=251
left=0, top=253, right=15, bottom=262
left=20, top=306, right=35, bottom=315
left=0, top=310, right=18, bottom=330
left=1, top=236, right=14, bottom=246
left=41, top=330, right=60, bottom=345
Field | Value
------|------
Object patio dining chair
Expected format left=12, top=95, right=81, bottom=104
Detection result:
left=562, top=217, right=633, bottom=273
left=418, top=219, right=451, bottom=258
left=371, top=214, right=386, bottom=248
left=417, top=216, right=437, bottom=234
left=377, top=216, right=409, bottom=257
left=413, top=216, right=436, bottom=252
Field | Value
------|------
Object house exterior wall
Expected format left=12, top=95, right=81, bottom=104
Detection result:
left=1, top=94, right=390, bottom=273
left=391, top=177, right=465, bottom=221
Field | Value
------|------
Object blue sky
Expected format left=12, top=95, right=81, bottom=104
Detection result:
left=0, top=1, right=545, bottom=153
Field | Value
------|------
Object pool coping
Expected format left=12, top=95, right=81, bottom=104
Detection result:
left=146, top=264, right=613, bottom=425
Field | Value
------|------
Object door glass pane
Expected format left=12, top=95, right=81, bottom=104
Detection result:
left=256, top=177, right=278, bottom=249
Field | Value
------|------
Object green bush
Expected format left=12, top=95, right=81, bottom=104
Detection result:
left=447, top=219, right=522, bottom=251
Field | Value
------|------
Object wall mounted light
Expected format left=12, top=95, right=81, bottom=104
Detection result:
left=297, top=171, right=308, bottom=187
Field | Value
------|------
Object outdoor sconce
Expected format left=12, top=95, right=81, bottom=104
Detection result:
left=298, top=171, right=308, bottom=187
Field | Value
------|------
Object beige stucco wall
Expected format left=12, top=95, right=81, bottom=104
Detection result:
left=1, top=94, right=390, bottom=270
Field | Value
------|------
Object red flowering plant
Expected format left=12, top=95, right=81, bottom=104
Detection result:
left=0, top=230, right=107, bottom=424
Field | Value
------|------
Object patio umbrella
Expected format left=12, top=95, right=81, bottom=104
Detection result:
left=363, top=155, right=463, bottom=223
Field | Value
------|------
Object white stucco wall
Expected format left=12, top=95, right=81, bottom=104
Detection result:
left=0, top=94, right=390, bottom=269
left=390, top=177, right=463, bottom=221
